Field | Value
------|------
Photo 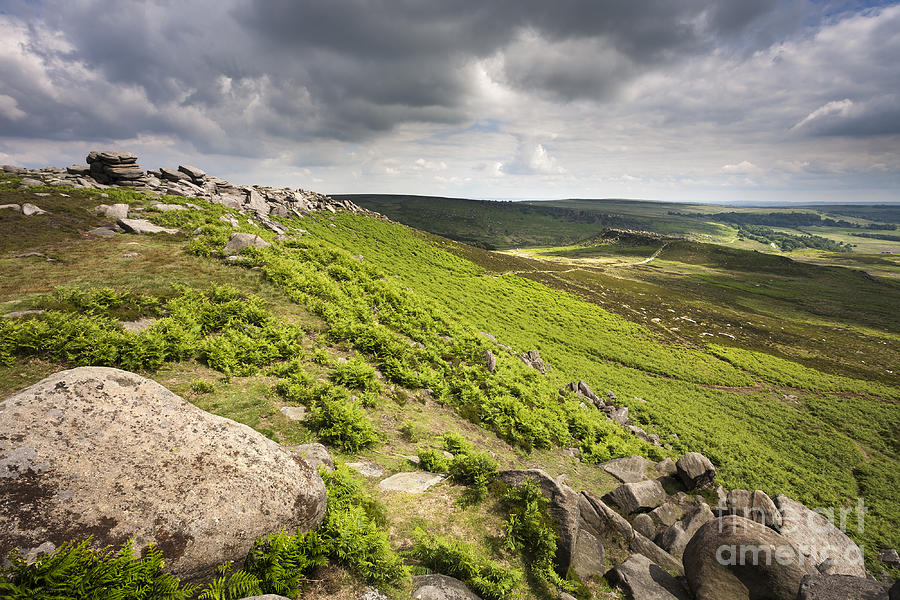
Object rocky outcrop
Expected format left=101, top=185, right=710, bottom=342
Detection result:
left=484, top=350, right=496, bottom=373
left=518, top=350, right=550, bottom=373
left=797, top=574, right=891, bottom=599
left=412, top=574, right=482, bottom=600
left=604, top=480, right=666, bottom=514
left=224, top=232, right=272, bottom=255
left=607, top=553, right=692, bottom=600
left=655, top=502, right=715, bottom=557
left=600, top=455, right=653, bottom=483
left=0, top=367, right=327, bottom=582
left=773, top=494, right=866, bottom=577
left=676, top=452, right=716, bottom=489
left=86, top=151, right=145, bottom=185
left=683, top=516, right=816, bottom=600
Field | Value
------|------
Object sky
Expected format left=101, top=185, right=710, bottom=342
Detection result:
left=1, top=1, right=899, bottom=204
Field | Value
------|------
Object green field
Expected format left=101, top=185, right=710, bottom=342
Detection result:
left=2, top=178, right=899, bottom=595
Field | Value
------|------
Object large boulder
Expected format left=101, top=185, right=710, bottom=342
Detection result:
left=604, top=480, right=666, bottom=514
left=607, top=553, right=692, bottom=600
left=601, top=455, right=652, bottom=483
left=412, top=574, right=482, bottom=600
left=655, top=502, right=715, bottom=557
left=683, top=516, right=816, bottom=600
left=797, top=574, right=890, bottom=599
left=773, top=495, right=866, bottom=577
left=0, top=367, right=327, bottom=581
left=224, top=232, right=271, bottom=255
left=676, top=452, right=716, bottom=490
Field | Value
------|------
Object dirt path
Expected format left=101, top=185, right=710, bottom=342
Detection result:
left=631, top=241, right=670, bottom=265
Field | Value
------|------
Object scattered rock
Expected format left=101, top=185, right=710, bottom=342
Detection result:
left=15, top=252, right=46, bottom=259
left=0, top=203, right=21, bottom=212
left=151, top=202, right=189, bottom=211
left=519, top=349, right=550, bottom=373
left=797, top=574, right=891, bottom=599
left=120, top=318, right=156, bottom=333
left=676, top=452, right=716, bottom=490
left=773, top=494, right=866, bottom=577
left=579, top=490, right=635, bottom=542
left=655, top=458, right=677, bottom=477
left=570, top=526, right=606, bottom=580
left=655, top=503, right=714, bottom=557
left=224, top=232, right=271, bottom=255
left=94, top=203, right=130, bottom=221
left=117, top=218, right=179, bottom=235
left=87, top=227, right=118, bottom=238
left=629, top=531, right=684, bottom=576
left=279, top=405, right=307, bottom=421
left=21, top=203, right=47, bottom=216
left=878, top=548, right=899, bottom=567
left=19, top=177, right=44, bottom=187
left=607, top=553, right=692, bottom=600
left=633, top=513, right=656, bottom=539
left=288, top=443, right=334, bottom=472
left=378, top=472, right=446, bottom=494
left=604, top=480, right=666, bottom=514
left=178, top=165, right=206, bottom=181
left=749, top=490, right=781, bottom=529
left=412, top=574, right=482, bottom=600
left=484, top=350, right=496, bottom=373
left=684, top=516, right=815, bottom=600
left=347, top=461, right=384, bottom=478
left=649, top=502, right=682, bottom=528
left=1, top=310, right=45, bottom=319
left=0, top=367, right=327, bottom=582
left=601, top=455, right=652, bottom=483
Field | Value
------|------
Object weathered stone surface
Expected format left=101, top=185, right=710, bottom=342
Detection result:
left=87, top=226, right=118, bottom=237
left=279, top=405, right=307, bottom=421
left=412, top=574, right=482, bottom=600
left=95, top=203, right=130, bottom=221
left=750, top=490, right=781, bottom=529
left=630, top=532, right=684, bottom=576
left=570, top=527, right=605, bottom=579
left=288, top=443, right=333, bottom=472
left=66, top=164, right=91, bottom=175
left=358, top=588, right=390, bottom=600
left=656, top=457, right=677, bottom=476
left=0, top=367, right=327, bottom=582
left=518, top=349, right=550, bottom=373
left=655, top=502, right=714, bottom=558
left=151, top=202, right=189, bottom=211
left=19, top=177, right=44, bottom=187
left=500, top=469, right=579, bottom=576
left=605, top=480, right=666, bottom=514
left=633, top=513, right=657, bottom=539
left=797, top=574, right=890, bottom=599
left=347, top=461, right=384, bottom=478
left=0, top=204, right=21, bottom=212
left=649, top=502, right=682, bottom=528
left=676, top=452, right=716, bottom=490
left=484, top=349, right=496, bottom=373
left=21, top=203, right=47, bottom=216
left=878, top=548, right=900, bottom=567
left=773, top=494, right=866, bottom=577
left=579, top=491, right=634, bottom=542
left=117, top=218, right=179, bottom=234
left=2, top=310, right=45, bottom=319
left=178, top=165, right=206, bottom=180
left=601, top=455, right=652, bottom=483
left=159, top=167, right=191, bottom=182
left=224, top=232, right=271, bottom=255
left=377, top=472, right=446, bottom=494
left=684, top=516, right=815, bottom=600
left=120, top=318, right=156, bottom=333
left=727, top=489, right=752, bottom=515
left=608, top=553, right=692, bottom=600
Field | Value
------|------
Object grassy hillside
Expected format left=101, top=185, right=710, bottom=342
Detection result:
left=1, top=176, right=898, bottom=595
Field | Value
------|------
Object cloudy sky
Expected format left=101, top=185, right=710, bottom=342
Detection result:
left=1, top=1, right=899, bottom=203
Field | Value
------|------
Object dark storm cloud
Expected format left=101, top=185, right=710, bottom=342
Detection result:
left=0, top=0, right=817, bottom=149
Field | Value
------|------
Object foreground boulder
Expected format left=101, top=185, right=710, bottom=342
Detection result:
left=773, top=494, right=866, bottom=577
left=676, top=452, right=716, bottom=489
left=607, top=553, right=692, bottom=600
left=797, top=574, right=890, bottom=599
left=412, top=574, right=482, bottom=600
left=604, top=480, right=666, bottom=514
left=0, top=367, right=327, bottom=581
left=684, top=516, right=815, bottom=600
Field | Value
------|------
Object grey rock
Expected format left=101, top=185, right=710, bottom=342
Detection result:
left=633, top=513, right=657, bottom=539
left=607, top=553, right=692, bottom=600
left=88, top=150, right=137, bottom=164
left=117, top=218, right=179, bottom=234
left=570, top=527, right=605, bottom=579
left=656, top=457, right=677, bottom=476
left=797, top=574, right=890, bottom=599
left=120, top=318, right=156, bottom=333
left=159, top=167, right=191, bottom=182
left=347, top=461, right=384, bottom=478
left=484, top=350, right=496, bottom=373
left=378, top=472, right=446, bottom=494
left=2, top=310, right=45, bottom=319
left=358, top=588, right=391, bottom=600
left=774, top=495, right=866, bottom=577
left=279, top=405, right=307, bottom=421
left=0, top=204, right=21, bottom=212
left=500, top=469, right=580, bottom=576
left=519, top=349, right=550, bottom=373
left=87, top=227, right=118, bottom=238
left=219, top=215, right=240, bottom=227
left=727, top=489, right=752, bottom=515
left=877, top=548, right=899, bottom=567
left=412, top=574, right=481, bottom=600
left=655, top=503, right=714, bottom=557
left=178, top=165, right=206, bottom=181
left=95, top=203, right=130, bottom=221
left=676, top=452, right=716, bottom=490
left=224, top=232, right=271, bottom=255
left=66, top=164, right=91, bottom=176
left=579, top=490, right=634, bottom=542
left=629, top=532, right=684, bottom=576
left=151, top=202, right=189, bottom=211
left=15, top=252, right=47, bottom=259
left=684, top=516, right=815, bottom=600
left=19, top=177, right=44, bottom=187
left=22, top=203, right=47, bottom=216
left=649, top=502, right=682, bottom=528
left=604, top=480, right=666, bottom=514
left=749, top=490, right=782, bottom=529
left=606, top=405, right=630, bottom=426
left=0, top=367, right=326, bottom=582
left=288, top=443, right=333, bottom=472
left=601, top=455, right=652, bottom=483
